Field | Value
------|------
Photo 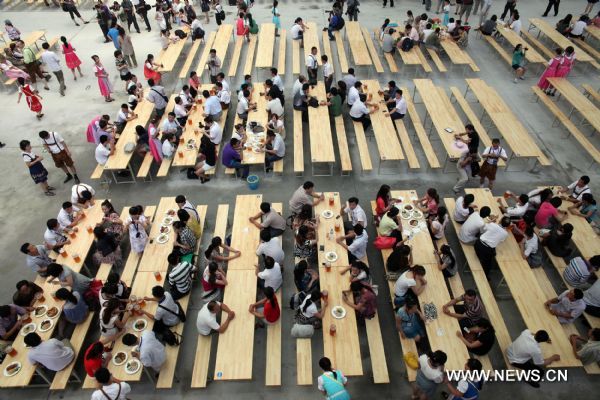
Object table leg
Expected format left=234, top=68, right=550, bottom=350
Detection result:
left=143, top=366, right=156, bottom=383
left=35, top=367, right=52, bottom=385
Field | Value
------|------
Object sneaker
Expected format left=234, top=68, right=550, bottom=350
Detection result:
left=44, top=191, right=56, bottom=196
left=0, top=142, right=5, bottom=148
left=64, top=174, right=73, bottom=183
left=513, top=78, right=518, bottom=84
left=74, top=175, right=80, bottom=184
left=519, top=76, right=525, bottom=80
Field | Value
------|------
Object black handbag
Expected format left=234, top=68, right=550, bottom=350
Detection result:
left=470, top=160, right=481, bottom=177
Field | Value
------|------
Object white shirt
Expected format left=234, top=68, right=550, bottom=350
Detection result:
left=567, top=181, right=591, bottom=201
left=162, top=141, right=175, bottom=158
left=506, top=202, right=528, bottom=218
left=40, top=50, right=62, bottom=72
left=174, top=104, right=187, bottom=118
left=272, top=75, right=284, bottom=91
left=44, top=227, right=66, bottom=246
left=418, top=354, right=444, bottom=383
left=219, top=79, right=230, bottom=93
left=299, top=295, right=318, bottom=318
left=139, top=330, right=166, bottom=370
left=57, top=206, right=79, bottom=229
left=349, top=100, right=369, bottom=119
left=95, top=143, right=111, bottom=165
left=523, top=235, right=539, bottom=258
left=423, top=29, right=434, bottom=41
left=196, top=301, right=220, bottom=335
left=91, top=382, right=131, bottom=400
left=344, top=204, right=368, bottom=227
left=217, top=89, right=231, bottom=105
left=71, top=183, right=95, bottom=204
left=257, top=262, right=283, bottom=291
left=347, top=86, right=360, bottom=106
left=162, top=119, right=180, bottom=134
left=458, top=212, right=485, bottom=243
left=394, top=270, right=416, bottom=297
left=208, top=122, right=223, bottom=144
left=237, top=97, right=249, bottom=115
left=292, top=79, right=303, bottom=98
left=41, top=132, right=66, bottom=154
left=266, top=98, right=284, bottom=117
left=154, top=292, right=180, bottom=326
left=552, top=290, right=586, bottom=323
left=571, top=20, right=587, bottom=36
left=510, top=19, right=522, bottom=34
left=482, top=146, right=508, bottom=165
left=256, top=237, right=284, bottom=264
left=306, top=53, right=318, bottom=69
left=447, top=22, right=457, bottom=33
left=191, top=19, right=204, bottom=33
left=393, top=97, right=407, bottom=115
left=27, top=338, right=74, bottom=371
left=348, top=231, right=368, bottom=259
left=479, top=223, right=508, bottom=248
left=290, top=24, right=303, bottom=39
left=453, top=197, right=471, bottom=222
left=507, top=329, right=544, bottom=365
left=322, top=62, right=333, bottom=78
left=271, top=133, right=285, bottom=157
left=204, top=95, right=222, bottom=116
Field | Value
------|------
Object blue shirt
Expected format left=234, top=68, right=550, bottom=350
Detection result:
left=204, top=95, right=222, bottom=116
left=222, top=143, right=240, bottom=167
left=107, top=28, right=120, bottom=49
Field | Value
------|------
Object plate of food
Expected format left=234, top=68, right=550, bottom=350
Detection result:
left=125, top=358, right=141, bottom=375
left=403, top=204, right=414, bottom=212
left=46, top=306, right=60, bottom=319
left=412, top=209, right=424, bottom=219
left=159, top=225, right=171, bottom=234
left=162, top=216, right=174, bottom=225
left=186, top=143, right=195, bottom=150
left=34, top=305, right=48, bottom=318
left=331, top=306, right=347, bottom=319
left=400, top=209, right=413, bottom=220
left=325, top=251, right=338, bottom=263
left=38, top=319, right=54, bottom=332
left=321, top=210, right=334, bottom=219
left=165, top=209, right=176, bottom=216
left=20, top=323, right=36, bottom=336
left=112, top=351, right=128, bottom=366
left=409, top=219, right=419, bottom=227
left=156, top=233, right=169, bottom=244
left=252, top=147, right=262, bottom=153
left=3, top=362, right=21, bottom=377
left=187, top=138, right=196, bottom=146
left=133, top=319, right=147, bottom=332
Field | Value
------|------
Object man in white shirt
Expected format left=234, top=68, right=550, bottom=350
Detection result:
left=350, top=93, right=376, bottom=131
left=545, top=289, right=586, bottom=324
left=447, top=19, right=457, bottom=33
left=498, top=193, right=529, bottom=219
left=122, top=331, right=166, bottom=372
left=256, top=230, right=285, bottom=264
left=95, top=135, right=113, bottom=165
left=203, top=117, right=222, bottom=145
left=44, top=218, right=70, bottom=250
left=342, top=69, right=357, bottom=94
left=347, top=81, right=362, bottom=106
left=341, top=197, right=367, bottom=232
left=173, top=96, right=188, bottom=125
left=141, top=286, right=181, bottom=328
left=506, top=329, right=560, bottom=388
left=479, top=138, right=508, bottom=189
left=91, top=368, right=132, bottom=400
left=290, top=18, right=305, bottom=43
left=196, top=301, right=235, bottom=335
left=206, top=49, right=222, bottom=83
left=264, top=130, right=285, bottom=172
left=454, top=194, right=476, bottom=223
left=256, top=259, right=283, bottom=292
left=321, top=54, right=334, bottom=92
left=270, top=67, right=284, bottom=91
left=306, top=46, right=319, bottom=85
left=236, top=89, right=255, bottom=124
left=474, top=216, right=510, bottom=276
left=458, top=206, right=491, bottom=244
left=146, top=80, right=168, bottom=118
left=175, top=194, right=200, bottom=223
left=25, top=332, right=74, bottom=372
left=216, top=81, right=230, bottom=109
left=162, top=112, right=183, bottom=139
left=115, top=103, right=138, bottom=133
left=202, top=89, right=223, bottom=121
left=39, top=130, right=79, bottom=183
left=57, top=201, right=82, bottom=229
left=387, top=89, right=407, bottom=120
left=216, top=72, right=230, bottom=92
left=559, top=175, right=591, bottom=204
left=510, top=14, right=522, bottom=34
left=292, top=75, right=307, bottom=98
left=40, top=42, right=66, bottom=96
left=266, top=95, right=284, bottom=119
left=336, top=224, right=368, bottom=262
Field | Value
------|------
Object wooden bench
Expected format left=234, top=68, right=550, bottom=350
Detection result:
left=296, top=338, right=312, bottom=385
left=334, top=31, right=350, bottom=74
left=292, top=39, right=300, bottom=75
left=401, top=87, right=441, bottom=169
left=191, top=204, right=229, bottom=388
left=373, top=29, right=399, bottom=73
left=361, top=27, right=384, bottom=73
left=91, top=164, right=105, bottom=180
left=293, top=110, right=304, bottom=175
left=520, top=30, right=554, bottom=59
left=265, top=203, right=283, bottom=386
left=136, top=153, right=154, bottom=179
left=582, top=84, right=600, bottom=103
left=277, top=29, right=286, bottom=75
left=322, top=31, right=335, bottom=76
left=195, top=32, right=217, bottom=77
left=243, top=35, right=258, bottom=76
left=179, top=39, right=202, bottom=80
left=573, top=38, right=600, bottom=62
left=352, top=121, right=373, bottom=172
left=531, top=86, right=600, bottom=166
left=392, top=119, right=420, bottom=169
left=483, top=35, right=513, bottom=65
left=156, top=157, right=172, bottom=178
left=334, top=116, right=352, bottom=175
left=425, top=47, right=447, bottom=72
left=228, top=37, right=244, bottom=77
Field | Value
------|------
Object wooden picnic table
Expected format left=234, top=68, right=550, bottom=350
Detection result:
left=496, top=27, right=546, bottom=64
left=465, top=79, right=550, bottom=166
left=465, top=188, right=582, bottom=368
left=528, top=18, right=594, bottom=63
left=213, top=24, right=234, bottom=64
left=213, top=194, right=262, bottom=380
left=1, top=30, right=47, bottom=51
left=362, top=80, right=405, bottom=162
left=440, top=37, right=478, bottom=70
left=137, top=197, right=178, bottom=273
left=314, top=192, right=363, bottom=376
left=0, top=280, right=66, bottom=387
left=414, top=79, right=464, bottom=161
left=255, top=23, right=276, bottom=68
left=303, top=22, right=321, bottom=60
left=308, top=82, right=335, bottom=169
left=157, top=27, right=190, bottom=73
left=241, top=89, right=269, bottom=165
left=391, top=190, right=468, bottom=371
left=104, top=93, right=154, bottom=171
left=546, top=78, right=600, bottom=133
left=587, top=25, right=600, bottom=43
left=345, top=22, right=372, bottom=66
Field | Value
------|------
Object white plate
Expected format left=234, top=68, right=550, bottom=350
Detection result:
left=112, top=351, right=128, bottom=366
left=400, top=210, right=413, bottom=220
left=162, top=216, right=174, bottom=225
left=125, top=358, right=141, bottom=375
left=331, top=306, right=347, bottom=319
left=321, top=210, right=334, bottom=219
left=413, top=210, right=424, bottom=219
left=38, top=318, right=54, bottom=332
left=45, top=306, right=60, bottom=319
left=325, top=251, right=338, bottom=262
left=402, top=204, right=415, bottom=212
left=159, top=225, right=171, bottom=235
left=408, top=220, right=419, bottom=228
left=20, top=323, right=36, bottom=336
left=156, top=234, right=169, bottom=244
left=3, top=362, right=21, bottom=377
left=33, top=305, right=48, bottom=318
left=132, top=318, right=147, bottom=332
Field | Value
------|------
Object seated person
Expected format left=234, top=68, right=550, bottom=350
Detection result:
left=122, top=331, right=166, bottom=372
left=453, top=194, right=477, bottom=224
left=293, top=260, right=319, bottom=293
left=535, top=197, right=567, bottom=228
left=336, top=223, right=368, bottom=263
left=196, top=301, right=235, bottom=335
left=429, top=206, right=449, bottom=241
left=256, top=229, right=284, bottom=264
left=295, top=288, right=328, bottom=327
left=172, top=220, right=196, bottom=262
left=21, top=242, right=53, bottom=277
left=0, top=304, right=27, bottom=343
left=498, top=193, right=529, bottom=219
left=424, top=27, right=442, bottom=51
left=395, top=299, right=426, bottom=342
left=161, top=133, right=177, bottom=159
left=506, top=329, right=560, bottom=388
left=192, top=135, right=217, bottom=183
left=455, top=27, right=468, bottom=48
left=584, top=280, right=600, bottom=317
left=161, top=112, right=183, bottom=139
left=519, top=226, right=543, bottom=268
left=222, top=138, right=249, bottom=179
left=558, top=175, right=591, bottom=205
left=343, top=281, right=377, bottom=320
left=569, top=328, right=600, bottom=365
left=25, top=332, right=74, bottom=372
left=349, top=93, right=377, bottom=131
left=84, top=340, right=113, bottom=378
left=568, top=193, right=599, bottom=229
left=381, top=28, right=396, bottom=53
left=92, top=368, right=131, bottom=400
left=55, top=288, right=89, bottom=337
left=249, top=202, right=286, bottom=237
left=562, top=255, right=600, bottom=289
left=386, top=244, right=413, bottom=274
left=46, top=263, right=91, bottom=296
left=379, top=206, right=404, bottom=242
left=442, top=289, right=486, bottom=329
left=340, top=196, right=368, bottom=231
left=456, top=318, right=496, bottom=356
left=141, top=286, right=182, bottom=332
left=435, top=244, right=457, bottom=278
left=263, top=130, right=285, bottom=172
left=458, top=206, right=492, bottom=244
left=480, top=14, right=498, bottom=36
left=326, top=13, right=344, bottom=40
left=177, top=209, right=201, bottom=239
left=339, top=260, right=371, bottom=285
left=12, top=280, right=42, bottom=307
left=249, top=286, right=281, bottom=327
left=544, top=289, right=586, bottom=324
left=394, top=265, right=427, bottom=307
left=201, top=261, right=228, bottom=301
left=167, top=252, right=196, bottom=300
left=255, top=256, right=283, bottom=292
left=540, top=223, right=574, bottom=258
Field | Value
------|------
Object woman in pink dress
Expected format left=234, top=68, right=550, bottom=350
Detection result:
left=16, top=77, right=43, bottom=119
left=0, top=54, right=29, bottom=80
left=548, top=46, right=575, bottom=96
left=60, top=36, right=83, bottom=80
left=91, top=55, right=114, bottom=102
left=537, top=48, right=563, bottom=94
left=148, top=116, right=163, bottom=163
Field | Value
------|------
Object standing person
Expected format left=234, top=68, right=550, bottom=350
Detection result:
left=318, top=357, right=350, bottom=400
left=39, top=131, right=79, bottom=184
left=500, top=0, right=517, bottom=21
left=321, top=55, right=333, bottom=92
left=537, top=48, right=563, bottom=94
left=453, top=148, right=478, bottom=194
left=16, top=77, right=44, bottom=119
left=272, top=1, right=281, bottom=36
left=95, top=2, right=112, bottom=42
left=412, top=351, right=447, bottom=400
left=306, top=46, right=319, bottom=85
left=459, top=0, right=474, bottom=24
left=121, top=0, right=141, bottom=33
left=40, top=42, right=66, bottom=96
left=511, top=44, right=527, bottom=83
left=91, top=368, right=132, bottom=400
left=206, top=49, right=222, bottom=84
left=91, top=55, right=114, bottom=102
left=60, top=37, right=83, bottom=81
left=554, top=46, right=575, bottom=82
left=124, top=205, right=149, bottom=254
left=147, top=78, right=168, bottom=118
left=20, top=40, right=50, bottom=91
left=118, top=27, right=137, bottom=68
left=474, top=216, right=511, bottom=277
left=136, top=0, right=152, bottom=32
left=585, top=0, right=598, bottom=15
left=543, top=0, right=560, bottom=17
left=20, top=142, right=53, bottom=196
left=62, top=0, right=89, bottom=26
left=144, top=53, right=162, bottom=84
left=506, top=329, right=560, bottom=388
left=383, top=0, right=394, bottom=8
left=478, top=0, right=492, bottom=27
left=346, top=0, right=359, bottom=21
left=478, top=138, right=507, bottom=189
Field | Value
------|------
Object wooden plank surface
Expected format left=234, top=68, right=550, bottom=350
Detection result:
left=243, top=34, right=258, bottom=76
left=303, top=22, right=321, bottom=60
left=213, top=24, right=233, bottom=66
left=528, top=18, right=593, bottom=63
left=334, top=31, right=350, bottom=73
left=293, top=110, right=304, bottom=173
left=334, top=116, right=352, bottom=173
left=255, top=23, right=276, bottom=68
left=277, top=29, right=287, bottom=75
left=440, top=38, right=478, bottom=69
left=346, top=22, right=372, bottom=66
left=496, top=27, right=545, bottom=64
left=136, top=197, right=178, bottom=272
left=547, top=78, right=600, bottom=133
left=178, top=40, right=202, bottom=79
left=228, top=37, right=244, bottom=77
left=157, top=27, right=190, bottom=72
left=308, top=82, right=336, bottom=163
left=401, top=87, right=440, bottom=169
left=322, top=30, right=335, bottom=75
left=240, top=89, right=268, bottom=165
left=292, top=38, right=300, bottom=75
left=361, top=27, right=384, bottom=73
left=196, top=32, right=217, bottom=75
left=296, top=338, right=312, bottom=385
left=265, top=289, right=282, bottom=386
left=352, top=121, right=373, bottom=171
left=393, top=120, right=420, bottom=169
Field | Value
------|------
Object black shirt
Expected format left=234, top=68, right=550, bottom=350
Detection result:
left=468, top=131, right=480, bottom=154
left=470, top=329, right=496, bottom=356
left=201, top=140, right=216, bottom=166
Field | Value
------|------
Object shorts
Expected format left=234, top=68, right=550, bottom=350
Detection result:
left=51, top=150, right=74, bottom=168
left=511, top=64, right=521, bottom=70
left=120, top=72, right=132, bottom=81
left=478, top=162, right=498, bottom=181
left=202, top=162, right=215, bottom=171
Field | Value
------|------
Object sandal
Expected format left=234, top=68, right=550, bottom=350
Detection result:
left=47, top=186, right=56, bottom=190
left=44, top=191, right=55, bottom=196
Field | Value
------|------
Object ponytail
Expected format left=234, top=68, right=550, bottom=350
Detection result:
left=205, top=236, right=222, bottom=260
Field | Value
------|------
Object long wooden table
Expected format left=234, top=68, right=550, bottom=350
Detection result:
left=440, top=38, right=479, bottom=71
left=362, top=80, right=405, bottom=164
left=528, top=18, right=594, bottom=63
left=315, top=192, right=363, bottom=376
left=465, top=188, right=581, bottom=367
left=345, top=22, right=372, bottom=66
left=587, top=25, right=600, bottom=43
left=1, top=30, right=47, bottom=51
left=308, top=82, right=335, bottom=174
left=137, top=197, right=178, bottom=273
left=255, top=23, right=276, bottom=68
left=237, top=89, right=268, bottom=166
left=213, top=194, right=263, bottom=380
left=213, top=24, right=233, bottom=66
left=496, top=27, right=546, bottom=64
left=157, top=27, right=190, bottom=73
left=465, top=78, right=550, bottom=166
left=546, top=78, right=600, bottom=133
left=303, top=22, right=321, bottom=60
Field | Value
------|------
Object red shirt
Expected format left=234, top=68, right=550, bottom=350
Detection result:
left=264, top=296, right=280, bottom=323
left=83, top=342, right=103, bottom=377
left=535, top=202, right=557, bottom=228
left=375, top=197, right=387, bottom=216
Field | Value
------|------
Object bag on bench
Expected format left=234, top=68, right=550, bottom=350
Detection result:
left=192, top=27, right=205, bottom=41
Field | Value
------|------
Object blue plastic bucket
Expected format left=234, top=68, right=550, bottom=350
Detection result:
left=247, top=175, right=260, bottom=190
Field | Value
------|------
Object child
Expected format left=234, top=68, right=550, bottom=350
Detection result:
left=443, top=1, right=450, bottom=26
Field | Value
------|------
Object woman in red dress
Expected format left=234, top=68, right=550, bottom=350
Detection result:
left=143, top=53, right=162, bottom=84
left=16, top=77, right=43, bottom=119
left=60, top=36, right=83, bottom=80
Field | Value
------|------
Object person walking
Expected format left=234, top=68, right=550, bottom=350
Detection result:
left=543, top=0, right=560, bottom=17
left=121, top=0, right=141, bottom=33
left=20, top=139, right=55, bottom=196
left=272, top=1, right=281, bottom=36
left=62, top=0, right=89, bottom=26
left=40, top=42, right=66, bottom=96
left=318, top=357, right=350, bottom=400
left=136, top=0, right=152, bottom=32
left=306, top=46, right=319, bottom=85
left=19, top=40, right=50, bottom=91
left=60, top=37, right=83, bottom=81
left=39, top=130, right=80, bottom=184
left=500, top=0, right=517, bottom=21
left=16, top=77, right=44, bottom=119
left=118, top=27, right=137, bottom=68
left=94, top=2, right=112, bottom=42
left=91, top=55, right=114, bottom=102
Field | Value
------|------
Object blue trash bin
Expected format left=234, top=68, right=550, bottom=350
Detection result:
left=247, top=175, right=260, bottom=190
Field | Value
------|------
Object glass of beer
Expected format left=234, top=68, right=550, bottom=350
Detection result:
left=187, top=118, right=193, bottom=126
left=329, top=324, right=336, bottom=336
left=334, top=222, right=340, bottom=232
left=87, top=225, right=93, bottom=233
left=154, top=271, right=162, bottom=281
left=59, top=248, right=68, bottom=258
left=22, top=313, right=32, bottom=324
left=328, top=196, right=334, bottom=206
left=503, top=190, right=512, bottom=199
left=36, top=292, right=46, bottom=302
left=5, top=346, right=17, bottom=357
left=178, top=150, right=184, bottom=158
left=325, top=262, right=332, bottom=272
left=73, top=253, right=81, bottom=263
left=321, top=290, right=328, bottom=300
left=69, top=231, right=76, bottom=239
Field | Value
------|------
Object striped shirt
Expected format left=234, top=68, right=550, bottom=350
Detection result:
left=461, top=294, right=485, bottom=323
left=563, top=257, right=590, bottom=288
left=168, top=261, right=194, bottom=295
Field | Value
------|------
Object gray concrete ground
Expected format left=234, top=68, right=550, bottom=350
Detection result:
left=0, top=0, right=599, bottom=398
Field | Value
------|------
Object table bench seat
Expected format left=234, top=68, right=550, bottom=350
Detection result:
left=293, top=110, right=304, bottom=175
left=296, top=338, right=312, bottom=385
left=582, top=84, right=600, bottom=103
left=483, top=35, right=512, bottom=65
left=266, top=290, right=282, bottom=386
left=156, top=157, right=172, bottom=178
left=520, top=30, right=554, bottom=59
left=352, top=121, right=373, bottom=172
left=392, top=119, right=420, bottom=169
left=136, top=153, right=154, bottom=179
left=195, top=32, right=217, bottom=77
left=322, top=31, right=335, bottom=75
left=401, top=87, right=440, bottom=169
left=228, top=37, right=244, bottom=77
left=361, top=27, right=384, bottom=73
left=278, top=29, right=287, bottom=75
left=334, top=31, right=350, bottom=73
left=91, top=164, right=105, bottom=180
left=292, top=39, right=300, bottom=75
left=178, top=39, right=202, bottom=80
left=425, top=48, right=447, bottom=72
left=243, top=35, right=258, bottom=76
left=334, top=116, right=352, bottom=174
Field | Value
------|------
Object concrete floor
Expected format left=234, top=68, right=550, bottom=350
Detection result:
left=0, top=0, right=599, bottom=398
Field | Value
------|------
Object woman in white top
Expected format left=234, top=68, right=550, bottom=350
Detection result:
left=295, top=288, right=328, bottom=327
left=124, top=205, right=149, bottom=254
left=256, top=256, right=283, bottom=292
left=100, top=299, right=130, bottom=340
left=412, top=350, right=447, bottom=400
left=430, top=206, right=449, bottom=241
left=569, top=15, right=588, bottom=39
left=520, top=226, right=542, bottom=268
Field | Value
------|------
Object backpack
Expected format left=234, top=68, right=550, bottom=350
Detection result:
left=401, top=38, right=414, bottom=52
left=159, top=300, right=187, bottom=323
left=153, top=324, right=182, bottom=346
left=192, top=27, right=205, bottom=41
left=289, top=291, right=307, bottom=310
left=83, top=279, right=103, bottom=311
left=174, top=29, right=187, bottom=39
left=337, top=17, right=345, bottom=30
